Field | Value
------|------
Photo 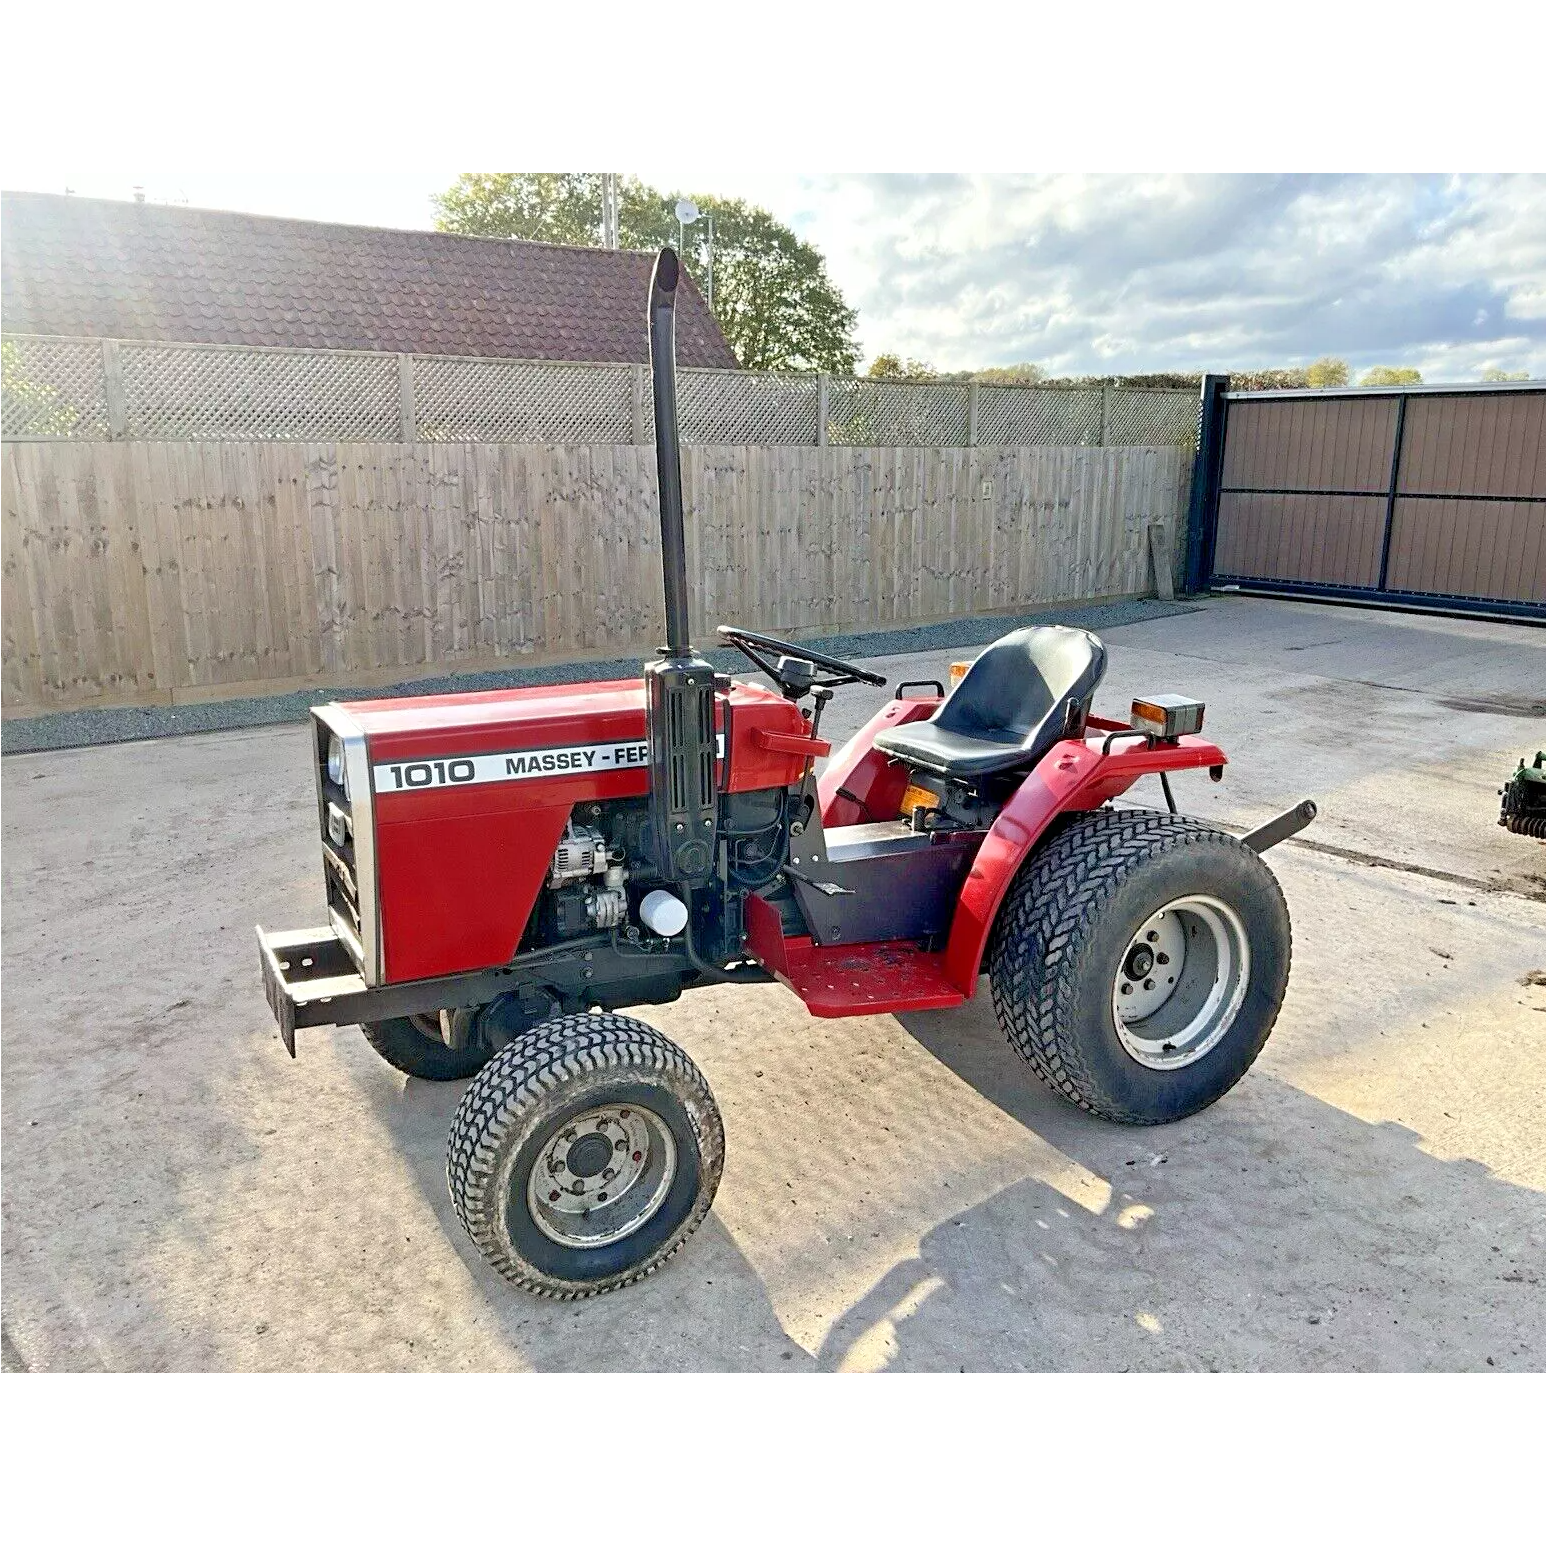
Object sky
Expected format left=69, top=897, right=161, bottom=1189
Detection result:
left=7, top=172, right=1543, bottom=382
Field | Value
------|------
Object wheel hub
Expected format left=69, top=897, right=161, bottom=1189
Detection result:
left=565, top=1133, right=613, bottom=1179
left=1123, top=944, right=1155, bottom=981
left=1111, top=896, right=1250, bottom=1071
left=527, top=1103, right=677, bottom=1250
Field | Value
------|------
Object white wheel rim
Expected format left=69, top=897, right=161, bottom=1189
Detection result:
left=527, top=1103, right=677, bottom=1249
left=1111, top=894, right=1251, bottom=1071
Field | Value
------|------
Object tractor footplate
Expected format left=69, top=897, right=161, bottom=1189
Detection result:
left=745, top=895, right=965, bottom=1018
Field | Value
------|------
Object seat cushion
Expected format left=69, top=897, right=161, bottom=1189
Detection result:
left=872, top=720, right=1044, bottom=778
left=872, top=624, right=1106, bottom=779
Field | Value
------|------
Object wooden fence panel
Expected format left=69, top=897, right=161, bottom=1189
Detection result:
left=1, top=440, right=1188, bottom=713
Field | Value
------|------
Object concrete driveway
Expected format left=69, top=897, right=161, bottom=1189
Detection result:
left=3, top=595, right=1543, bottom=1371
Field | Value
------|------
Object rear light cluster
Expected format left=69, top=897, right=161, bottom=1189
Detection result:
left=1130, top=695, right=1206, bottom=740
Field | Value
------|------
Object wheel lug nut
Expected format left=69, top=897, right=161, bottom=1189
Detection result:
left=614, top=1138, right=627, bottom=1150
left=571, top=1181, right=584, bottom=1195
left=1120, top=983, right=1133, bottom=995
left=1146, top=930, right=1159, bottom=942
left=1144, top=978, right=1155, bottom=990
left=603, top=1168, right=615, bottom=1180
left=549, top=1190, right=560, bottom=1202
left=597, top=1192, right=609, bottom=1202
left=1156, top=952, right=1169, bottom=965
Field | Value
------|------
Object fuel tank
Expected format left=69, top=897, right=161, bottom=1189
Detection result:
left=327, top=677, right=812, bottom=984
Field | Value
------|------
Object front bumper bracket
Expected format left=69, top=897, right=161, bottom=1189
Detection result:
left=256, top=926, right=518, bottom=1058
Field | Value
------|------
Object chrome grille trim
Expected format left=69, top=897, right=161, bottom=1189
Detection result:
left=310, top=703, right=381, bottom=987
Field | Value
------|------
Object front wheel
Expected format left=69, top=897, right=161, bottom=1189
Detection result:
left=361, top=1014, right=492, bottom=1081
left=989, top=809, right=1291, bottom=1125
left=446, top=1013, right=724, bottom=1298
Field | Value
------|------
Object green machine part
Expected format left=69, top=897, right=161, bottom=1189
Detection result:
left=1499, top=751, right=1546, bottom=838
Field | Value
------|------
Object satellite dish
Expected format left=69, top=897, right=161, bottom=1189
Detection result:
left=675, top=198, right=699, bottom=224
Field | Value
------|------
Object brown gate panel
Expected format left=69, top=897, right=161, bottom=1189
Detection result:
left=1205, top=382, right=1545, bottom=619
left=1220, top=396, right=1396, bottom=492
left=1215, top=492, right=1385, bottom=587
left=1385, top=498, right=1546, bottom=604
left=1397, top=393, right=1546, bottom=499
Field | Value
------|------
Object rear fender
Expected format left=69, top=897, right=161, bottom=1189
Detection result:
left=819, top=695, right=940, bottom=827
left=942, top=731, right=1226, bottom=995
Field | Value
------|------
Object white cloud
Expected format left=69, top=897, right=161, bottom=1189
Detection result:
left=696, top=173, right=1546, bottom=382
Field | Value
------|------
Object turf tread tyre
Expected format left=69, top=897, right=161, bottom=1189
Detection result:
left=989, top=808, right=1290, bottom=1125
left=361, top=1015, right=492, bottom=1081
left=446, top=1012, right=723, bottom=1299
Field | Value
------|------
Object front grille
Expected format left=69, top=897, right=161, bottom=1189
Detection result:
left=315, top=718, right=365, bottom=966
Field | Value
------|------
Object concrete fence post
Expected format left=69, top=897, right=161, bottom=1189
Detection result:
left=397, top=354, right=416, bottom=442
left=967, top=381, right=980, bottom=447
left=816, top=373, right=829, bottom=448
left=632, top=365, right=649, bottom=445
left=101, top=339, right=128, bottom=439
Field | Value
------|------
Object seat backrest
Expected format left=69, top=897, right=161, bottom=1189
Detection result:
left=936, top=625, right=1107, bottom=744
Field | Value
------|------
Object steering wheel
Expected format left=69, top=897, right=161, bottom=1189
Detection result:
left=716, top=625, right=887, bottom=699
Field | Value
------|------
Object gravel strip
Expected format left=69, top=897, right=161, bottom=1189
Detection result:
left=2, top=598, right=1199, bottom=755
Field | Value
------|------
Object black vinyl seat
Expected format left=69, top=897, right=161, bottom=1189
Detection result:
left=873, top=625, right=1107, bottom=780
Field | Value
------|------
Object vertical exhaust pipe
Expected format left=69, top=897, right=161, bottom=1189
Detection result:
left=648, top=248, right=691, bottom=656
left=643, top=249, right=719, bottom=888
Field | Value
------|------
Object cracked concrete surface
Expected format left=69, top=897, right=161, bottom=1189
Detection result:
left=3, top=596, right=1543, bottom=1371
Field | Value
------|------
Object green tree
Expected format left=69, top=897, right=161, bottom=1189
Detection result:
left=1481, top=366, right=1530, bottom=382
left=432, top=173, right=601, bottom=244
left=973, top=362, right=1046, bottom=385
left=433, top=174, right=858, bottom=373
left=688, top=195, right=857, bottom=372
left=1305, top=356, right=1350, bottom=388
left=866, top=354, right=938, bottom=380
left=1360, top=366, right=1422, bottom=386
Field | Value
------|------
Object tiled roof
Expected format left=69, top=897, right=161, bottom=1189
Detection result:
left=0, top=191, right=740, bottom=367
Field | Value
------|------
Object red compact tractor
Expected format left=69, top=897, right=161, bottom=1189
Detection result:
left=258, top=250, right=1316, bottom=1298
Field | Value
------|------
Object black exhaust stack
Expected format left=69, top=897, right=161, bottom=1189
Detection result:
left=644, top=249, right=719, bottom=885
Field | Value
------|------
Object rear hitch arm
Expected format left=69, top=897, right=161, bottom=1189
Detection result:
left=1241, top=800, right=1318, bottom=853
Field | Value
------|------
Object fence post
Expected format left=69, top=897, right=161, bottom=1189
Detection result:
left=396, top=354, right=416, bottom=442
left=1182, top=373, right=1230, bottom=594
left=101, top=339, right=128, bottom=439
left=816, top=374, right=829, bottom=448
left=631, top=365, right=649, bottom=445
left=1098, top=384, right=1109, bottom=446
left=967, top=381, right=980, bottom=447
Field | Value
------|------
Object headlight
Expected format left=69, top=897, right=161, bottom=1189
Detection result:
left=327, top=734, right=348, bottom=795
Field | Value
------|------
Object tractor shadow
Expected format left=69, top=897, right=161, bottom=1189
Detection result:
left=804, top=999, right=1545, bottom=1372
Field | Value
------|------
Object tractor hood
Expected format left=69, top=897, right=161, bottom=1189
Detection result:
left=316, top=675, right=818, bottom=985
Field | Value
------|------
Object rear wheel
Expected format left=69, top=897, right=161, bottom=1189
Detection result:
left=446, top=1013, right=724, bottom=1298
left=361, top=1014, right=492, bottom=1082
left=989, top=808, right=1291, bottom=1124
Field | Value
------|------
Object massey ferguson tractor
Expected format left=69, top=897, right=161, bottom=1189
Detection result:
left=258, top=249, right=1316, bottom=1299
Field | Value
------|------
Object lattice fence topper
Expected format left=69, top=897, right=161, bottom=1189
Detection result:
left=677, top=368, right=820, bottom=445
left=1102, top=388, right=1202, bottom=449
left=120, top=340, right=400, bottom=441
left=415, top=356, right=633, bottom=443
left=1, top=336, right=110, bottom=439
left=826, top=379, right=971, bottom=446
left=977, top=386, right=1103, bottom=447
left=1, top=333, right=1200, bottom=452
